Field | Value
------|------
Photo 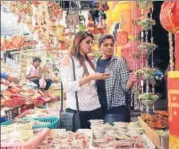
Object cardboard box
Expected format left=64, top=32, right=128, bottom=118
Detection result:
left=138, top=117, right=169, bottom=149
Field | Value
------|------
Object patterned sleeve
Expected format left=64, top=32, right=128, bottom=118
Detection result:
left=118, top=57, right=129, bottom=92
left=60, top=59, right=80, bottom=93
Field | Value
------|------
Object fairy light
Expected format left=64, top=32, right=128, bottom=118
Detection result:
left=168, top=32, right=174, bottom=71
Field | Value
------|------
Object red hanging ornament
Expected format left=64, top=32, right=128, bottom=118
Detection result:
left=117, top=31, right=129, bottom=46
left=160, top=1, right=179, bottom=33
left=33, top=1, right=41, bottom=7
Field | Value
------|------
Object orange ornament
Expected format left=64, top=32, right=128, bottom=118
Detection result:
left=160, top=1, right=179, bottom=33
left=117, top=31, right=128, bottom=46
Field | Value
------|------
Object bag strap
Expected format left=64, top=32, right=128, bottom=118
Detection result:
left=71, top=57, right=80, bottom=114
left=60, top=57, right=80, bottom=114
left=60, top=81, right=64, bottom=113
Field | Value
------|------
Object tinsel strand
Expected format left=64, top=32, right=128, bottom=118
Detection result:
left=168, top=32, right=174, bottom=71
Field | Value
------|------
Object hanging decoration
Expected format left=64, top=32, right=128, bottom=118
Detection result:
left=160, top=1, right=179, bottom=71
left=121, top=41, right=146, bottom=71
left=131, top=0, right=161, bottom=114
left=133, top=17, right=156, bottom=31
left=116, top=31, right=129, bottom=46
left=138, top=42, right=157, bottom=55
left=3, top=1, right=64, bottom=50
left=137, top=0, right=153, bottom=10
left=160, top=1, right=179, bottom=34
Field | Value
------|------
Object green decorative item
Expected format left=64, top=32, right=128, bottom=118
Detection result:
left=138, top=93, right=159, bottom=114
left=138, top=93, right=159, bottom=101
left=135, top=67, right=158, bottom=80
left=138, top=0, right=153, bottom=9
left=138, top=42, right=158, bottom=55
left=134, top=18, right=156, bottom=31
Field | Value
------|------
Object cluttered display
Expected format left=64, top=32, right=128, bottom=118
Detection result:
left=1, top=119, right=156, bottom=149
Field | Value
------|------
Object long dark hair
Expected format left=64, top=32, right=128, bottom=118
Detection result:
left=70, top=31, right=95, bottom=74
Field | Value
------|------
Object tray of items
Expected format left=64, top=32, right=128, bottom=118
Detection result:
left=37, top=129, right=92, bottom=149
left=90, top=120, right=156, bottom=149
left=1, top=117, right=60, bottom=129
left=140, top=111, right=168, bottom=130
left=138, top=110, right=169, bottom=149
left=16, top=108, right=59, bottom=119
left=1, top=118, right=49, bottom=149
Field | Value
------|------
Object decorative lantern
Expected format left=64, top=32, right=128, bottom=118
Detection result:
left=160, top=1, right=179, bottom=33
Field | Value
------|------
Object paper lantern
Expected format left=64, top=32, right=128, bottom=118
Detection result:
left=160, top=2, right=179, bottom=33
left=116, top=31, right=129, bottom=46
left=121, top=40, right=146, bottom=71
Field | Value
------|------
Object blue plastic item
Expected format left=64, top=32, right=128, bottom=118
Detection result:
left=1, top=117, right=60, bottom=129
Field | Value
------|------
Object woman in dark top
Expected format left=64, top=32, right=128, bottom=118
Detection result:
left=96, top=34, right=138, bottom=123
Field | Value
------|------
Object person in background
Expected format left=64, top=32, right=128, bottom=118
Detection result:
left=96, top=34, right=138, bottom=123
left=1, top=72, right=19, bottom=83
left=60, top=31, right=110, bottom=129
left=25, top=57, right=52, bottom=90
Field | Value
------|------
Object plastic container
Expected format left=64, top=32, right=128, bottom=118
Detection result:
left=1, top=117, right=60, bottom=129
left=32, top=117, right=59, bottom=129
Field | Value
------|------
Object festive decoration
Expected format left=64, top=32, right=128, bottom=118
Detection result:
left=137, top=0, right=153, bottom=10
left=116, top=31, right=129, bottom=46
left=135, top=67, right=159, bottom=80
left=175, top=33, right=179, bottom=71
left=138, top=42, right=158, bottom=55
left=160, top=1, right=179, bottom=33
left=168, top=71, right=179, bottom=138
left=138, top=93, right=159, bottom=102
left=168, top=32, right=175, bottom=71
left=121, top=40, right=146, bottom=71
left=134, top=17, right=156, bottom=31
left=112, top=2, right=142, bottom=35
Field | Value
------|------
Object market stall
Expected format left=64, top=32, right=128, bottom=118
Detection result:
left=1, top=1, right=179, bottom=149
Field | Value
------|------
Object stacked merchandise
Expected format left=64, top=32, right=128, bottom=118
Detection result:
left=1, top=120, right=49, bottom=149
left=90, top=120, right=155, bottom=149
left=0, top=78, right=59, bottom=122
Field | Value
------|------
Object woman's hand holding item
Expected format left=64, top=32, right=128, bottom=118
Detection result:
left=90, top=72, right=110, bottom=80
left=79, top=72, right=110, bottom=87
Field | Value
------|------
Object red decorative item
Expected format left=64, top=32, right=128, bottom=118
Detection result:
left=4, top=99, right=25, bottom=108
left=33, top=1, right=41, bottom=7
left=121, top=40, right=146, bottom=71
left=160, top=1, right=179, bottom=33
left=168, top=72, right=179, bottom=138
left=117, top=31, right=129, bottom=46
